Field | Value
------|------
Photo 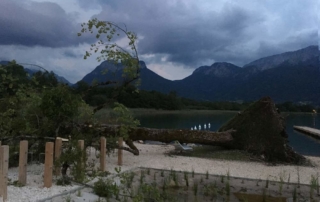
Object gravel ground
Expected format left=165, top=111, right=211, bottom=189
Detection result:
left=1, top=143, right=319, bottom=202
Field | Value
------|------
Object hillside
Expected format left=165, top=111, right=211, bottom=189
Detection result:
left=74, top=45, right=320, bottom=105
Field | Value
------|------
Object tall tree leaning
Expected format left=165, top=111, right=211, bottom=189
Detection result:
left=78, top=18, right=141, bottom=113
left=78, top=18, right=142, bottom=153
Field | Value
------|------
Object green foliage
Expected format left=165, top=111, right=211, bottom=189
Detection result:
left=0, top=61, right=29, bottom=97
left=0, top=60, right=95, bottom=144
left=93, top=178, right=119, bottom=198
left=32, top=70, right=58, bottom=87
left=78, top=18, right=140, bottom=97
left=79, top=18, right=138, bottom=62
left=12, top=180, right=24, bottom=187
left=292, top=186, right=297, bottom=202
left=56, top=177, right=72, bottom=186
left=108, top=102, right=140, bottom=147
left=40, top=85, right=80, bottom=123
left=184, top=171, right=189, bottom=187
left=193, top=181, right=198, bottom=196
left=56, top=140, right=87, bottom=183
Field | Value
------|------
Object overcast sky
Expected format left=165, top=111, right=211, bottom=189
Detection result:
left=0, top=0, right=318, bottom=83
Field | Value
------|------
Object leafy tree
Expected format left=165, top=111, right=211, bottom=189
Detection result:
left=78, top=18, right=141, bottom=112
left=32, top=71, right=58, bottom=87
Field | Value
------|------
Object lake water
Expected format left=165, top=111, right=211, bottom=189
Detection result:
left=135, top=111, right=320, bottom=157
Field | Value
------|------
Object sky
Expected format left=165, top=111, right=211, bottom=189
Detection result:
left=0, top=0, right=318, bottom=84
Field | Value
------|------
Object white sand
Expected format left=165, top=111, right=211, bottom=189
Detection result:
left=2, top=143, right=320, bottom=202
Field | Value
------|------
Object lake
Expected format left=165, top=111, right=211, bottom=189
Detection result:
left=135, top=110, right=320, bottom=157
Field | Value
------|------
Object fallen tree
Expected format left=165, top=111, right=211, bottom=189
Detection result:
left=95, top=97, right=305, bottom=164
left=98, top=125, right=235, bottom=155
left=218, top=97, right=305, bottom=164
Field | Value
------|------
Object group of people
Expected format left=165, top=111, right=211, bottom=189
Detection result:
left=191, top=123, right=211, bottom=130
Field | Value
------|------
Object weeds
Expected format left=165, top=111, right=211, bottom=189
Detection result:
left=292, top=186, right=297, bottom=202
left=56, top=177, right=71, bottom=186
left=226, top=181, right=230, bottom=196
left=278, top=170, right=286, bottom=195
left=64, top=195, right=72, bottom=202
left=206, top=170, right=209, bottom=179
left=120, top=171, right=135, bottom=188
left=192, top=168, right=195, bottom=178
left=140, top=170, right=145, bottom=184
left=161, top=170, right=164, bottom=177
left=221, top=175, right=225, bottom=183
left=93, top=178, right=119, bottom=199
left=227, top=169, right=230, bottom=181
left=310, top=174, right=319, bottom=199
left=172, top=172, right=179, bottom=187
left=76, top=190, right=82, bottom=197
left=184, top=171, right=189, bottom=187
left=12, top=180, right=24, bottom=187
left=265, top=177, right=269, bottom=188
left=193, top=182, right=198, bottom=196
left=262, top=188, right=267, bottom=202
left=311, top=173, right=320, bottom=195
left=296, top=166, right=300, bottom=188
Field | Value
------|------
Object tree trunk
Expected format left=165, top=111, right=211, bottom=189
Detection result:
left=100, top=125, right=235, bottom=155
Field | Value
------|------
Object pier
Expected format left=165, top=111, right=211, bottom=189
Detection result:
left=293, top=126, right=320, bottom=140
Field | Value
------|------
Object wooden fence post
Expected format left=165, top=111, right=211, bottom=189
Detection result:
left=0, top=145, right=9, bottom=202
left=18, top=140, right=28, bottom=186
left=54, top=138, right=62, bottom=176
left=78, top=140, right=84, bottom=169
left=100, top=137, right=106, bottom=172
left=118, top=137, right=123, bottom=166
left=44, top=142, right=54, bottom=188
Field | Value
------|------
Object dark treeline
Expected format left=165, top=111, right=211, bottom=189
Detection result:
left=0, top=62, right=318, bottom=113
left=1, top=63, right=317, bottom=113
left=75, top=81, right=319, bottom=113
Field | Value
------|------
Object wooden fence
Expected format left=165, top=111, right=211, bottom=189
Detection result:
left=0, top=137, right=124, bottom=202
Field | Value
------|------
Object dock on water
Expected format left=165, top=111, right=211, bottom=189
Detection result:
left=293, top=126, right=320, bottom=140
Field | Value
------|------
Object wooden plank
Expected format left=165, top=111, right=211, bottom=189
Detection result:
left=118, top=137, right=123, bottom=166
left=44, top=142, right=54, bottom=188
left=1, top=146, right=9, bottom=202
left=293, top=126, right=320, bottom=140
left=18, top=140, right=28, bottom=186
left=78, top=140, right=85, bottom=170
left=100, top=137, right=106, bottom=172
left=54, top=138, right=62, bottom=176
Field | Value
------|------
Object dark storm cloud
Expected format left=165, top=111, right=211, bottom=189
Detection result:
left=93, top=1, right=257, bottom=65
left=0, top=0, right=89, bottom=47
left=63, top=50, right=82, bottom=58
left=92, top=0, right=317, bottom=67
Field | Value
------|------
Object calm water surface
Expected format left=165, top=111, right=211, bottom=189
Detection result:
left=135, top=111, right=320, bottom=157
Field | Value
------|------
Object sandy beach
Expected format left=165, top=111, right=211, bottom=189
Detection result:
left=2, top=142, right=320, bottom=202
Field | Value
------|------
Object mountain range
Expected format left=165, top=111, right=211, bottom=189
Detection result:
left=1, top=45, right=319, bottom=105
left=79, top=45, right=320, bottom=105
